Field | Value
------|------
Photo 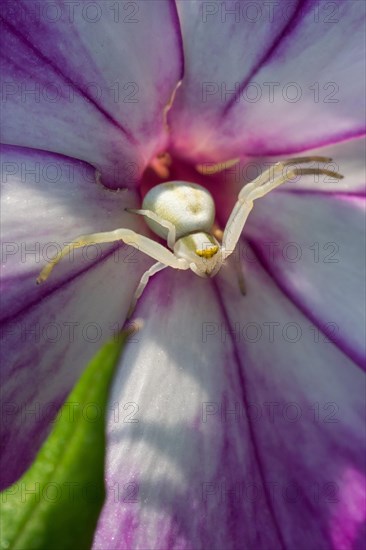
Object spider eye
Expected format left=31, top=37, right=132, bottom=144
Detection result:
left=195, top=246, right=219, bottom=259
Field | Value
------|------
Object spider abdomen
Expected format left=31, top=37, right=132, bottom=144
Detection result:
left=142, top=181, right=215, bottom=239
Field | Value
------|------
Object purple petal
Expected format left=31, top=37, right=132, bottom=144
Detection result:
left=0, top=145, right=151, bottom=486
left=216, top=250, right=366, bottom=549
left=93, top=258, right=365, bottom=549
left=0, top=144, right=149, bottom=320
left=0, top=0, right=183, bottom=187
left=243, top=191, right=366, bottom=370
left=169, top=0, right=365, bottom=162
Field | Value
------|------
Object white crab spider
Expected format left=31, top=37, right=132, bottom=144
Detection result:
left=37, top=157, right=342, bottom=315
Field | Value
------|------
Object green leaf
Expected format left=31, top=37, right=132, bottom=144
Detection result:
left=1, top=333, right=128, bottom=550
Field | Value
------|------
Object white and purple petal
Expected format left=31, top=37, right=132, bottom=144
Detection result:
left=0, top=0, right=183, bottom=187
left=170, top=0, right=365, bottom=162
left=93, top=250, right=365, bottom=549
left=0, top=144, right=151, bottom=486
left=243, top=190, right=366, bottom=370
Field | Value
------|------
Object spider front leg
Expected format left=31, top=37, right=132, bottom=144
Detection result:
left=222, top=156, right=343, bottom=259
left=221, top=198, right=254, bottom=259
left=36, top=228, right=189, bottom=284
left=126, top=208, right=177, bottom=249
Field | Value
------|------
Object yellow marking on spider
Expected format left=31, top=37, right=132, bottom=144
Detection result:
left=196, top=245, right=219, bottom=259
